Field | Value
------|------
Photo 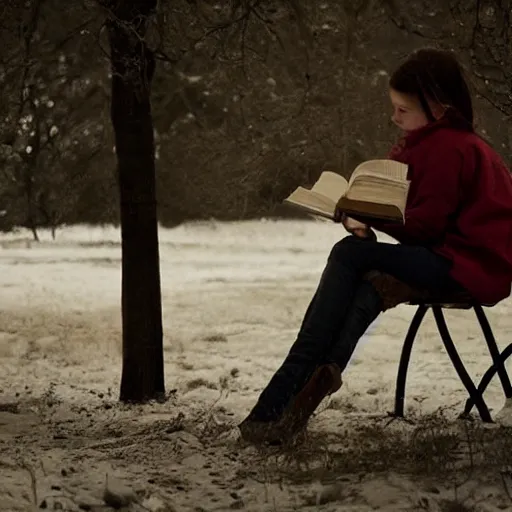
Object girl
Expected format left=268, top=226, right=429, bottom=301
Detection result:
left=239, top=48, right=512, bottom=445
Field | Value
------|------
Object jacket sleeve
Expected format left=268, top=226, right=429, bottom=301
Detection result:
left=368, top=147, right=466, bottom=245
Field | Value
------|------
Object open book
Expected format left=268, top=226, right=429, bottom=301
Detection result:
left=283, top=159, right=410, bottom=223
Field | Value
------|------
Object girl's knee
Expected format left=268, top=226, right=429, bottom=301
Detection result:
left=329, top=236, right=360, bottom=261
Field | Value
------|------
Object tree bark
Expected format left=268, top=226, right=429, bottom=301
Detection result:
left=106, top=0, right=165, bottom=402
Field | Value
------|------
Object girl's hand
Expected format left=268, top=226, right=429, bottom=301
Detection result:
left=338, top=212, right=375, bottom=240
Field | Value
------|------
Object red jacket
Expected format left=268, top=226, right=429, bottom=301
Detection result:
left=370, top=117, right=512, bottom=304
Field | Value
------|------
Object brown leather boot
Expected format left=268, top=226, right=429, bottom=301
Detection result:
left=239, top=364, right=342, bottom=445
left=279, top=363, right=342, bottom=435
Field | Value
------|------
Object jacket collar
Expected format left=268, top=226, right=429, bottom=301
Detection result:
left=388, top=111, right=474, bottom=161
left=403, top=116, right=452, bottom=147
left=403, top=110, right=474, bottom=148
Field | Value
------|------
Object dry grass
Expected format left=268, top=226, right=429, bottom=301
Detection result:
left=220, top=408, right=512, bottom=510
left=240, top=407, right=512, bottom=496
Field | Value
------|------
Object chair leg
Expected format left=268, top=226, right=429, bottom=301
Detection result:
left=474, top=305, right=512, bottom=399
left=394, top=305, right=428, bottom=418
left=432, top=306, right=492, bottom=423
left=462, top=344, right=512, bottom=417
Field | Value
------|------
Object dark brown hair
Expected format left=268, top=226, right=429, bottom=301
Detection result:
left=389, top=48, right=474, bottom=131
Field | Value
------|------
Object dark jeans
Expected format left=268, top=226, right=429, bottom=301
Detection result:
left=246, top=236, right=463, bottom=422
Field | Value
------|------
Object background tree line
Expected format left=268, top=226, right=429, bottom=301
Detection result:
left=1, top=0, right=511, bottom=240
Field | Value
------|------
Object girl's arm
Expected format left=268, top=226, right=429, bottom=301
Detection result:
left=367, top=147, right=467, bottom=245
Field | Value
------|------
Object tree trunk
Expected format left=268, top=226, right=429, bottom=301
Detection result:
left=106, top=0, right=165, bottom=402
left=25, top=177, right=39, bottom=242
left=29, top=224, right=39, bottom=242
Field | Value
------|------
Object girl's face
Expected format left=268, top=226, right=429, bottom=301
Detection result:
left=389, top=88, right=431, bottom=133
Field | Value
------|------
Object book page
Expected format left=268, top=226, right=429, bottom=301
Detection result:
left=282, top=171, right=349, bottom=220
left=310, top=171, right=348, bottom=203
left=349, top=159, right=408, bottom=185
left=284, top=187, right=337, bottom=218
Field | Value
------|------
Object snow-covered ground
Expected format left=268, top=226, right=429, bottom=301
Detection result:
left=1, top=220, right=512, bottom=511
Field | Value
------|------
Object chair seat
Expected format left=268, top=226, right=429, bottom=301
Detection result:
left=408, top=291, right=496, bottom=309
